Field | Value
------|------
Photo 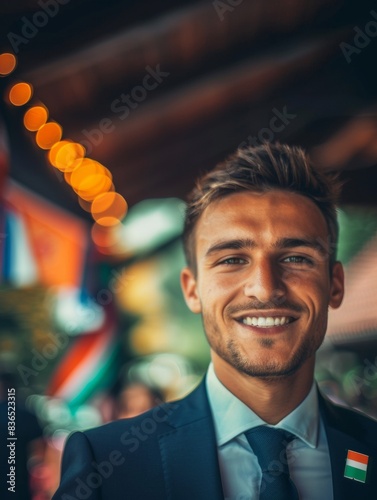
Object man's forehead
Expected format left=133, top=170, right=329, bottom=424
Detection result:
left=195, top=190, right=330, bottom=250
left=200, top=189, right=324, bottom=219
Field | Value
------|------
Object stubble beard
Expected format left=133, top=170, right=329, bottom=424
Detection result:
left=202, top=311, right=327, bottom=380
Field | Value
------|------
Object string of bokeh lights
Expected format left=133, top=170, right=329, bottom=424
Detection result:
left=0, top=52, right=128, bottom=254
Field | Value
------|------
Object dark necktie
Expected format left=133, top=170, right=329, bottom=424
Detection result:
left=245, top=426, right=299, bottom=500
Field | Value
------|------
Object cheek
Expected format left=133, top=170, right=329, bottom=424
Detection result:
left=198, top=281, right=230, bottom=317
left=199, top=272, right=231, bottom=295
left=285, top=271, right=330, bottom=295
left=285, top=273, right=331, bottom=315
left=306, top=290, right=331, bottom=324
left=210, top=273, right=245, bottom=294
left=202, top=281, right=239, bottom=311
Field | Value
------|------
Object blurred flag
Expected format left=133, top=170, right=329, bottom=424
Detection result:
left=46, top=306, right=119, bottom=409
left=2, top=180, right=88, bottom=288
left=1, top=206, right=38, bottom=286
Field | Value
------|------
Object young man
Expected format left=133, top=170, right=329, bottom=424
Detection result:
left=53, top=144, right=377, bottom=500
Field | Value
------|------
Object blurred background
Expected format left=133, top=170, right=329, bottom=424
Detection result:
left=1, top=0, right=377, bottom=497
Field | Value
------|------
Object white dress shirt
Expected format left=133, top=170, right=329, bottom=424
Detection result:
left=206, top=363, right=333, bottom=500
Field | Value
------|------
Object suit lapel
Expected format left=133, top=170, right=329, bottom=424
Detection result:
left=158, top=380, right=224, bottom=500
left=319, top=393, right=376, bottom=500
left=157, top=381, right=377, bottom=500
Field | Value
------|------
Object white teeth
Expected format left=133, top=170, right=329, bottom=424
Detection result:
left=242, top=316, right=290, bottom=327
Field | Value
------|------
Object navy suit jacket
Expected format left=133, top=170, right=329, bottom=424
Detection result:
left=53, top=379, right=377, bottom=500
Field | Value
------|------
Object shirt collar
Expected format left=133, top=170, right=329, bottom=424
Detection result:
left=206, top=362, right=319, bottom=449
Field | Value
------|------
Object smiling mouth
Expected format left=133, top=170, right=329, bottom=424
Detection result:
left=240, top=316, right=296, bottom=327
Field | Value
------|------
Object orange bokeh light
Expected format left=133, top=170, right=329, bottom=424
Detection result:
left=48, top=140, right=71, bottom=167
left=91, top=192, right=128, bottom=226
left=64, top=170, right=72, bottom=185
left=0, top=53, right=17, bottom=76
left=24, top=105, right=48, bottom=131
left=9, top=82, right=33, bottom=106
left=36, top=122, right=63, bottom=149
left=91, top=221, right=123, bottom=253
left=77, top=174, right=113, bottom=201
left=91, top=223, right=114, bottom=247
left=49, top=141, right=85, bottom=172
left=70, top=159, right=113, bottom=201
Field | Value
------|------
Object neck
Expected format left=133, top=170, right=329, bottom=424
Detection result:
left=211, top=352, right=315, bottom=424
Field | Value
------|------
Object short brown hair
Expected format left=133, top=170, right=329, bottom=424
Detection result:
left=183, top=143, right=341, bottom=272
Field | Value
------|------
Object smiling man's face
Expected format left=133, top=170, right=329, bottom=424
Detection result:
left=181, top=190, right=344, bottom=379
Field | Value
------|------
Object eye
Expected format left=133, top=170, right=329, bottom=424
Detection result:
left=282, top=255, right=313, bottom=265
left=218, top=257, right=247, bottom=265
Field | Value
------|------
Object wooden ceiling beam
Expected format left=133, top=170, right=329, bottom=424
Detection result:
left=23, top=0, right=340, bottom=119
left=73, top=32, right=345, bottom=163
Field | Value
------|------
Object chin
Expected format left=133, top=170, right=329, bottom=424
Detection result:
left=226, top=349, right=307, bottom=379
left=238, top=363, right=302, bottom=379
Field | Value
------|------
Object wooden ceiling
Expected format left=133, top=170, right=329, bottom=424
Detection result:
left=1, top=0, right=377, bottom=220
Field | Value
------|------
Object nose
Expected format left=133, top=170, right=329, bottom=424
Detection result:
left=243, top=258, right=286, bottom=305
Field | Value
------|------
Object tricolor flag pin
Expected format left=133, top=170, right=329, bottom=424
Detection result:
left=344, top=450, right=369, bottom=483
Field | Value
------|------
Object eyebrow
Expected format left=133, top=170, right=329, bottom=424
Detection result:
left=275, top=237, right=326, bottom=253
left=204, top=237, right=326, bottom=258
left=205, top=238, right=256, bottom=257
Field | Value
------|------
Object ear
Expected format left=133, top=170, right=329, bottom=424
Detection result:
left=329, top=261, right=344, bottom=309
left=180, top=267, right=202, bottom=314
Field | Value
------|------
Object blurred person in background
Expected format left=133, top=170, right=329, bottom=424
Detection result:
left=53, top=143, right=377, bottom=500
left=114, top=382, right=164, bottom=419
